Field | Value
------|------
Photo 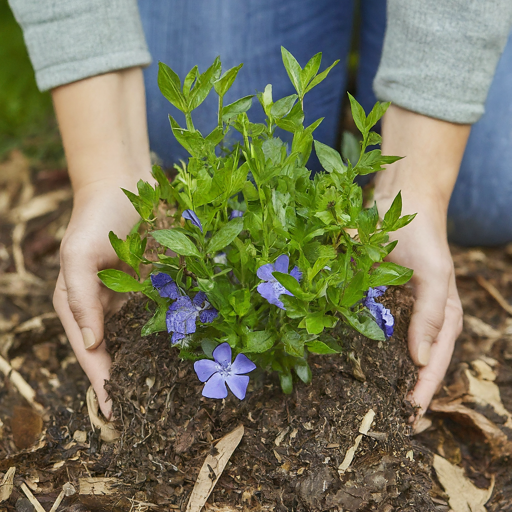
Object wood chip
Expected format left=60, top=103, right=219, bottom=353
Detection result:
left=0, top=467, right=15, bottom=502
left=79, top=477, right=119, bottom=495
left=338, top=409, right=375, bottom=475
left=186, top=424, right=244, bottom=512
left=20, top=482, right=46, bottom=512
left=433, top=454, right=494, bottom=512
left=476, top=275, right=512, bottom=316
left=0, top=355, right=44, bottom=413
left=464, top=315, right=501, bottom=339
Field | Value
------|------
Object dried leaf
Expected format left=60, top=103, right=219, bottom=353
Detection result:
left=86, top=386, right=120, bottom=443
left=433, top=454, right=493, bottom=512
left=186, top=424, right=244, bottom=512
left=0, top=467, right=15, bottom=502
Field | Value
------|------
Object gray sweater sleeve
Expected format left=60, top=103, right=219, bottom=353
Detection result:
left=374, top=1, right=512, bottom=124
left=8, top=0, right=151, bottom=91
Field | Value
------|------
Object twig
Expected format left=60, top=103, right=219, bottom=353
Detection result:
left=12, top=222, right=27, bottom=276
left=0, top=355, right=44, bottom=413
left=20, top=483, right=46, bottom=512
left=476, top=275, right=512, bottom=316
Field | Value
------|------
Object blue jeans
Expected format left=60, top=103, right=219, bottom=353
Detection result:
left=138, top=1, right=512, bottom=247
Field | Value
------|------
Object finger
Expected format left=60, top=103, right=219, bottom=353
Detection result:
left=53, top=272, right=113, bottom=419
left=411, top=274, right=463, bottom=416
left=61, top=247, right=106, bottom=351
left=407, top=262, right=452, bottom=367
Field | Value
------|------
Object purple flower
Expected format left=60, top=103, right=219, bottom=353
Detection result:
left=151, top=272, right=180, bottom=299
left=182, top=209, right=203, bottom=232
left=229, top=210, right=244, bottom=219
left=257, top=254, right=302, bottom=310
left=194, top=343, right=256, bottom=399
left=166, top=292, right=218, bottom=343
left=363, top=286, right=394, bottom=338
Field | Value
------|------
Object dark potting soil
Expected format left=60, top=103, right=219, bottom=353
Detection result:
left=103, top=286, right=437, bottom=511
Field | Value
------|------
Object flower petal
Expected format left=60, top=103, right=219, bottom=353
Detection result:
left=160, top=281, right=180, bottom=299
left=231, top=353, right=257, bottom=375
left=202, top=373, right=228, bottom=399
left=274, top=254, right=289, bottom=274
left=171, top=332, right=186, bottom=344
left=367, top=286, right=386, bottom=299
left=257, top=263, right=275, bottom=281
left=229, top=210, right=244, bottom=219
left=225, top=374, right=250, bottom=400
left=199, top=308, right=218, bottom=324
left=212, top=342, right=232, bottom=365
left=193, top=291, right=208, bottom=307
left=151, top=273, right=172, bottom=288
left=258, top=282, right=286, bottom=309
left=194, top=359, right=219, bottom=382
left=258, top=282, right=277, bottom=302
left=182, top=209, right=203, bottom=232
left=290, top=266, right=302, bottom=282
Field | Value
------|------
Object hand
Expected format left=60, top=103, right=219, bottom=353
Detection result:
left=375, top=191, right=463, bottom=417
left=51, top=68, right=152, bottom=418
left=53, top=179, right=142, bottom=418
left=375, top=105, right=469, bottom=420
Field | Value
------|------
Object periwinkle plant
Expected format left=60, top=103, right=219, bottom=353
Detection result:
left=98, top=48, right=415, bottom=399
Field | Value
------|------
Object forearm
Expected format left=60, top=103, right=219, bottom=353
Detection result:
left=375, top=105, right=471, bottom=228
left=52, top=67, right=153, bottom=194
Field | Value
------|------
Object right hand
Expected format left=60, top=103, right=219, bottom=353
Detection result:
left=53, top=179, right=142, bottom=418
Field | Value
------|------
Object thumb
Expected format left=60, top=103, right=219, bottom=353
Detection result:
left=66, top=272, right=105, bottom=351
left=408, top=266, right=451, bottom=367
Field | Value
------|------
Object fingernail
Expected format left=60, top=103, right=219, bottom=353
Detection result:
left=418, top=341, right=431, bottom=366
left=81, top=327, right=96, bottom=349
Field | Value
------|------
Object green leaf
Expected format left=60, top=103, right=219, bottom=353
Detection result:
left=382, top=191, right=402, bottom=229
left=294, top=359, right=312, bottom=384
left=108, top=231, right=146, bottom=277
left=391, top=213, right=416, bottom=231
left=273, top=271, right=315, bottom=301
left=304, top=59, right=339, bottom=94
left=141, top=303, right=168, bottom=336
left=201, top=339, right=218, bottom=358
left=281, top=47, right=303, bottom=96
left=282, top=330, right=305, bottom=358
left=207, top=217, right=244, bottom=254
left=280, top=295, right=308, bottom=319
left=122, top=188, right=153, bottom=221
left=357, top=204, right=379, bottom=241
left=369, top=262, right=413, bottom=287
left=300, top=52, right=322, bottom=91
left=183, top=65, right=198, bottom=97
left=279, top=371, right=294, bottom=394
left=213, top=63, right=243, bottom=97
left=222, top=95, right=254, bottom=121
left=151, top=229, right=202, bottom=257
left=243, top=330, right=275, bottom=353
left=158, top=62, right=187, bottom=113
left=276, top=101, right=304, bottom=133
left=188, top=56, right=222, bottom=111
left=98, top=269, right=145, bottom=293
left=356, top=150, right=402, bottom=175
left=270, top=94, right=297, bottom=119
left=152, top=165, right=174, bottom=203
left=314, top=140, right=345, bottom=173
left=366, top=101, right=391, bottom=131
left=347, top=92, right=367, bottom=135
left=168, top=115, right=206, bottom=156
left=306, top=340, right=340, bottom=354
left=305, top=312, right=326, bottom=335
left=341, top=308, right=386, bottom=341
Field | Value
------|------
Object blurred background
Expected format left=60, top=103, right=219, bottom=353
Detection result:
left=0, top=0, right=64, bottom=168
